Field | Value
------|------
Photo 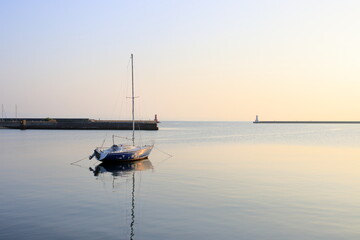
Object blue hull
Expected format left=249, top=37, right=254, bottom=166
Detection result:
left=99, top=145, right=153, bottom=162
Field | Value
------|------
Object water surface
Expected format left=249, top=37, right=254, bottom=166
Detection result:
left=0, top=122, right=359, bottom=239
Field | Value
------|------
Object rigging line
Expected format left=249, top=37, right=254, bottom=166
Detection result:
left=136, top=100, right=151, bottom=146
left=127, top=55, right=131, bottom=70
left=71, top=163, right=90, bottom=169
left=101, top=133, right=108, bottom=147
left=138, top=97, right=149, bottom=123
left=154, top=146, right=173, bottom=157
left=113, top=61, right=125, bottom=121
left=113, top=134, right=132, bottom=140
left=137, top=122, right=143, bottom=146
left=109, top=68, right=123, bottom=131
left=112, top=59, right=128, bottom=121
left=154, top=155, right=173, bottom=168
left=124, top=56, right=131, bottom=119
left=70, top=156, right=89, bottom=165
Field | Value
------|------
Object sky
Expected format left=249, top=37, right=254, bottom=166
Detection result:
left=1, top=0, right=360, bottom=121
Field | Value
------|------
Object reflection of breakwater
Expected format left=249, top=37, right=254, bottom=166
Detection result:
left=0, top=118, right=158, bottom=130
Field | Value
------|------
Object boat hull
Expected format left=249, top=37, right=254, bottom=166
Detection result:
left=93, top=145, right=154, bottom=162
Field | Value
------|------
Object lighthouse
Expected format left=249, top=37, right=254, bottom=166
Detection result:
left=255, top=115, right=259, bottom=123
left=154, top=114, right=160, bottom=123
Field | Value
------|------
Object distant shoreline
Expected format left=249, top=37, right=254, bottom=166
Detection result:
left=254, top=121, right=360, bottom=124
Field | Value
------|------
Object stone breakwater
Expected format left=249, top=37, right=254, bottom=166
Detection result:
left=0, top=118, right=158, bottom=130
left=253, top=121, right=360, bottom=124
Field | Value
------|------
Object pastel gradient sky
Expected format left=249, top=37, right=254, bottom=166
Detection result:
left=1, top=0, right=360, bottom=121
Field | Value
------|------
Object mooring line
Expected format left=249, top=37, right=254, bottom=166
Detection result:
left=152, top=146, right=173, bottom=168
left=70, top=156, right=89, bottom=165
left=154, top=155, right=173, bottom=168
left=154, top=146, right=173, bottom=157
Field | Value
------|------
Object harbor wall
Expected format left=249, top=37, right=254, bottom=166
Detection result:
left=253, top=121, right=360, bottom=124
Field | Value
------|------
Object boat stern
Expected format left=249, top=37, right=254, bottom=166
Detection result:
left=89, top=148, right=103, bottom=160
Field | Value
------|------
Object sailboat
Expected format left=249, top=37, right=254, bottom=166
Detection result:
left=89, top=54, right=154, bottom=162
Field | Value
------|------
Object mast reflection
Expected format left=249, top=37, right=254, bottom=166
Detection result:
left=89, top=159, right=153, bottom=240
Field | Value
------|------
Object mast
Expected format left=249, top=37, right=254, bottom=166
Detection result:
left=131, top=54, right=135, bottom=146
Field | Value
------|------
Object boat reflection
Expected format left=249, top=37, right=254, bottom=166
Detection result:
left=89, top=159, right=153, bottom=240
left=89, top=159, right=153, bottom=177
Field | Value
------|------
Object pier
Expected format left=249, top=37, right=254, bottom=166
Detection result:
left=253, top=121, right=360, bottom=124
left=253, top=115, right=360, bottom=124
left=0, top=118, right=158, bottom=130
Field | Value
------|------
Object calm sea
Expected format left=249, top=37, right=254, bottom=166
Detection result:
left=1, top=122, right=360, bottom=240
